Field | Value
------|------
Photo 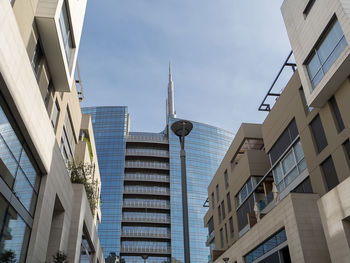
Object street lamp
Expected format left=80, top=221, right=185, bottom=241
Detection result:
left=223, top=258, right=230, bottom=263
left=171, top=120, right=193, bottom=263
left=141, top=255, right=148, bottom=263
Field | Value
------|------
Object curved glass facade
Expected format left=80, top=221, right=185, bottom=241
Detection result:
left=168, top=118, right=234, bottom=263
left=82, top=106, right=128, bottom=257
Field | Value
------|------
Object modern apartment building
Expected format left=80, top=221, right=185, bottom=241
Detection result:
left=84, top=67, right=234, bottom=263
left=204, top=0, right=350, bottom=262
left=0, top=0, right=104, bottom=262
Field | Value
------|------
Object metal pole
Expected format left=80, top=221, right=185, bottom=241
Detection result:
left=180, top=136, right=191, bottom=263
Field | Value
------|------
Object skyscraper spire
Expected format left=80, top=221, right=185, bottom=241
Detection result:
left=167, top=62, right=175, bottom=120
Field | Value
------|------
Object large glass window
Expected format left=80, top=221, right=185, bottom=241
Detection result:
left=0, top=194, right=31, bottom=263
left=310, top=114, right=328, bottom=153
left=59, top=0, right=74, bottom=69
left=329, top=96, right=345, bottom=132
left=244, top=229, right=287, bottom=263
left=236, top=177, right=260, bottom=207
left=306, top=18, right=347, bottom=87
left=272, top=140, right=307, bottom=192
left=0, top=103, right=40, bottom=216
left=321, top=156, right=339, bottom=191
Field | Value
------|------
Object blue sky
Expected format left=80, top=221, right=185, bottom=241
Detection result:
left=79, top=0, right=293, bottom=133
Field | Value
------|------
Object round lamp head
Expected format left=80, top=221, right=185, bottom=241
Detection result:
left=223, top=258, right=230, bottom=263
left=171, top=120, right=193, bottom=137
left=141, top=255, right=149, bottom=260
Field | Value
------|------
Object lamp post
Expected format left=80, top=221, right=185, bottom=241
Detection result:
left=171, top=120, right=193, bottom=263
left=223, top=257, right=230, bottom=263
left=141, top=255, right=148, bottom=263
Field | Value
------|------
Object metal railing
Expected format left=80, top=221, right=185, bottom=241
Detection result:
left=120, top=246, right=171, bottom=254
left=122, top=230, right=171, bottom=238
left=122, top=215, right=171, bottom=224
left=126, top=149, right=169, bottom=157
left=127, top=134, right=168, bottom=144
left=123, top=200, right=170, bottom=209
left=124, top=173, right=170, bottom=183
left=125, top=161, right=170, bottom=170
left=124, top=186, right=170, bottom=195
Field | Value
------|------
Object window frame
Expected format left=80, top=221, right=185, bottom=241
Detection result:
left=310, top=114, right=328, bottom=153
left=329, top=96, right=345, bottom=133
left=321, top=156, right=339, bottom=191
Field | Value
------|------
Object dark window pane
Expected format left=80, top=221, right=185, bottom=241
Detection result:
left=310, top=115, right=328, bottom=153
left=229, top=217, right=234, bottom=238
left=221, top=201, right=225, bottom=219
left=224, top=223, right=228, bottom=243
left=211, top=192, right=215, bottom=209
left=208, top=217, right=214, bottom=234
left=329, top=96, right=345, bottom=132
left=344, top=140, right=350, bottom=160
left=220, top=228, right=224, bottom=248
left=321, top=156, right=339, bottom=191
left=218, top=206, right=221, bottom=223
left=227, top=192, right=232, bottom=212
left=292, top=177, right=313, bottom=193
left=237, top=194, right=254, bottom=231
left=224, top=170, right=229, bottom=188
left=216, top=184, right=219, bottom=201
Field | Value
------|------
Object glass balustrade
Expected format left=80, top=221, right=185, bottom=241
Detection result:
left=124, top=186, right=170, bottom=195
left=123, top=199, right=170, bottom=209
left=122, top=226, right=170, bottom=238
left=127, top=133, right=168, bottom=143
left=126, top=148, right=169, bottom=157
left=125, top=161, right=170, bottom=169
left=122, top=212, right=171, bottom=223
left=124, top=173, right=170, bottom=182
left=121, top=241, right=171, bottom=253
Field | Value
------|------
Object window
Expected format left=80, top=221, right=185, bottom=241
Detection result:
left=244, top=229, right=287, bottom=263
left=31, top=41, right=43, bottom=77
left=306, top=18, right=347, bottom=88
left=216, top=184, right=219, bottom=202
left=51, top=100, right=60, bottom=129
left=303, top=0, right=315, bottom=17
left=221, top=201, right=225, bottom=219
left=229, top=217, right=234, bottom=238
left=218, top=205, right=222, bottom=223
left=220, top=228, right=224, bottom=248
left=269, top=119, right=298, bottom=166
left=227, top=192, right=232, bottom=212
left=224, top=223, right=228, bottom=243
left=310, top=114, right=328, bottom=153
left=321, top=156, right=339, bottom=191
left=292, top=177, right=313, bottom=193
left=224, top=170, right=229, bottom=188
left=62, top=108, right=76, bottom=158
left=299, top=87, right=313, bottom=115
left=237, top=194, right=254, bottom=231
left=59, top=0, right=74, bottom=68
left=211, top=192, right=215, bottom=209
left=344, top=140, right=350, bottom=161
left=329, top=96, right=345, bottom=132
left=236, top=177, right=260, bottom=207
left=272, top=140, right=307, bottom=192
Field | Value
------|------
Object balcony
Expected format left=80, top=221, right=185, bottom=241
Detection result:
left=127, top=133, right=168, bottom=144
left=126, top=149, right=169, bottom=158
left=206, top=231, right=215, bottom=246
left=124, top=173, right=170, bottom=183
left=120, top=246, right=171, bottom=255
left=123, top=200, right=170, bottom=210
left=125, top=161, right=169, bottom=170
left=122, top=215, right=171, bottom=224
left=121, top=230, right=171, bottom=239
left=124, top=186, right=170, bottom=196
left=35, top=0, right=87, bottom=92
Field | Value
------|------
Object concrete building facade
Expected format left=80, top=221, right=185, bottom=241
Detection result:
left=0, top=0, right=104, bottom=262
left=204, top=0, right=350, bottom=262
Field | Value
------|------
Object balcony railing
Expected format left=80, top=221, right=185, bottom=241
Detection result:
left=124, top=173, right=170, bottom=183
left=206, top=231, right=215, bottom=246
left=124, top=186, right=170, bottom=196
left=122, top=215, right=171, bottom=224
left=126, top=149, right=169, bottom=158
left=127, top=134, right=168, bottom=144
left=120, top=246, right=171, bottom=254
left=122, top=230, right=171, bottom=239
left=125, top=161, right=169, bottom=170
left=257, top=191, right=274, bottom=212
left=123, top=200, right=170, bottom=209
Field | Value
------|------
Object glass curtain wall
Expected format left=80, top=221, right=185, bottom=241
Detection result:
left=82, top=107, right=128, bottom=257
left=168, top=118, right=234, bottom=263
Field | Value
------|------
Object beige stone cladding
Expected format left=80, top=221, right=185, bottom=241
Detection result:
left=0, top=0, right=104, bottom=262
left=216, top=193, right=330, bottom=263
left=281, top=0, right=350, bottom=107
left=318, top=176, right=350, bottom=263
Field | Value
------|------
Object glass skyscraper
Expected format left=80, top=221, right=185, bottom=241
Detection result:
left=168, top=118, right=233, bottom=263
left=82, top=106, right=129, bottom=257
left=84, top=66, right=234, bottom=263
